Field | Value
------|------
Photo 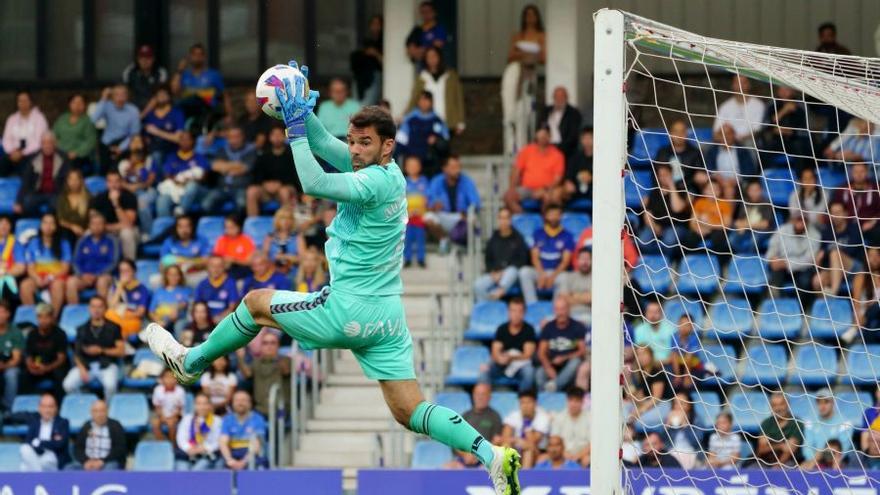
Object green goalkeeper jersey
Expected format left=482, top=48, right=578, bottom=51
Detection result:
left=289, top=113, right=407, bottom=297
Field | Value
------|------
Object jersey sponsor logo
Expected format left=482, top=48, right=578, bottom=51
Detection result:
left=343, top=321, right=362, bottom=337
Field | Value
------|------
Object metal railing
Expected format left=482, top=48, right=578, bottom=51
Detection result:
left=267, top=382, right=281, bottom=468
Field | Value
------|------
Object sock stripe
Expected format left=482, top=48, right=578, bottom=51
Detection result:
left=231, top=312, right=258, bottom=338
left=422, top=404, right=436, bottom=436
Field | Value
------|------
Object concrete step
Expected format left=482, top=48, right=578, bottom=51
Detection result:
left=325, top=374, right=376, bottom=387
left=332, top=358, right=366, bottom=375
left=320, top=385, right=384, bottom=404
left=306, top=418, right=392, bottom=432
left=292, top=449, right=376, bottom=468
left=315, top=403, right=389, bottom=420
left=297, top=432, right=378, bottom=451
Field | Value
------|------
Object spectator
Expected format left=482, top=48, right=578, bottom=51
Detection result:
left=238, top=331, right=290, bottom=416
left=156, top=130, right=210, bottom=218
left=502, top=4, right=545, bottom=155
left=91, top=84, right=141, bottom=172
left=463, top=383, right=504, bottom=442
left=817, top=202, right=864, bottom=297
left=755, top=392, right=803, bottom=467
left=263, top=206, right=304, bottom=275
left=713, top=74, right=764, bottom=148
left=536, top=298, right=586, bottom=392
left=706, top=412, right=742, bottom=470
left=507, top=5, right=545, bottom=65
left=52, top=93, right=97, bottom=171
left=757, top=86, right=810, bottom=167
left=1, top=90, right=48, bottom=177
left=62, top=296, right=124, bottom=398
left=171, top=43, right=232, bottom=127
left=219, top=390, right=267, bottom=470
left=499, top=390, right=550, bottom=469
left=247, top=126, right=300, bottom=217
left=403, top=155, right=429, bottom=268
left=200, top=355, right=237, bottom=415
left=293, top=248, right=327, bottom=293
left=534, top=435, right=581, bottom=470
left=55, top=169, right=91, bottom=241
left=555, top=249, right=592, bottom=324
left=20, top=214, right=71, bottom=314
left=560, top=127, right=593, bottom=207
left=638, top=162, right=691, bottom=257
left=70, top=400, right=126, bottom=471
left=824, top=118, right=873, bottom=164
left=317, top=78, right=362, bottom=140
left=801, top=388, right=854, bottom=466
left=408, top=46, right=465, bottom=135
left=0, top=301, right=22, bottom=411
left=20, top=304, right=67, bottom=397
left=175, top=393, right=222, bottom=470
left=654, top=120, right=704, bottom=191
left=18, top=393, right=70, bottom=471
left=816, top=22, right=851, bottom=55
left=122, top=44, right=169, bottom=110
left=143, top=85, right=184, bottom=164
left=860, top=386, right=880, bottom=467
left=160, top=215, right=210, bottom=274
left=504, top=126, right=565, bottom=214
left=152, top=368, right=185, bottom=441
left=16, top=132, right=69, bottom=215
left=519, top=204, right=574, bottom=304
left=766, top=209, right=821, bottom=302
left=204, top=126, right=255, bottom=214
left=195, top=256, right=238, bottom=321
left=118, top=135, right=158, bottom=234
left=179, top=301, right=214, bottom=347
left=626, top=346, right=672, bottom=425
left=242, top=253, right=291, bottom=294
left=541, top=87, right=581, bottom=158
left=90, top=170, right=139, bottom=261
left=405, top=1, right=448, bottom=64
left=104, top=259, right=151, bottom=339
left=789, top=167, right=826, bottom=229
left=0, top=216, right=26, bottom=299
left=683, top=176, right=734, bottom=259
left=396, top=91, right=449, bottom=177
left=856, top=247, right=880, bottom=334
left=239, top=93, right=274, bottom=149
left=424, top=155, right=481, bottom=248
left=731, top=180, right=775, bottom=248
left=213, top=214, right=256, bottom=280
left=149, top=264, right=192, bottom=333
left=668, top=315, right=703, bottom=391
left=831, top=162, right=880, bottom=233
left=474, top=207, right=530, bottom=301
left=550, top=387, right=590, bottom=467
left=663, top=392, right=699, bottom=468
left=632, top=301, right=675, bottom=364
left=351, top=15, right=384, bottom=105
left=479, top=298, right=536, bottom=393
left=66, top=211, right=116, bottom=305
left=303, top=203, right=336, bottom=253
left=631, top=432, right=682, bottom=468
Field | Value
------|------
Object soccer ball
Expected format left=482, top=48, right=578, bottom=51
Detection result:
left=255, top=64, right=310, bottom=121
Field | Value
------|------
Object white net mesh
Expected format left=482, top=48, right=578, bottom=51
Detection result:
left=618, top=11, right=880, bottom=493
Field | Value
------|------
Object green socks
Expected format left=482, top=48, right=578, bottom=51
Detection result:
left=408, top=401, right=495, bottom=467
left=183, top=302, right=261, bottom=374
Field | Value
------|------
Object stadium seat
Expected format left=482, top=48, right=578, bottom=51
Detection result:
left=705, top=299, right=753, bottom=341
left=525, top=301, right=554, bottom=331
left=121, top=348, right=162, bottom=389
left=690, top=127, right=713, bottom=144
left=13, top=305, right=37, bottom=328
left=196, top=216, right=225, bottom=247
left=837, top=391, right=872, bottom=427
left=724, top=256, right=768, bottom=296
left=691, top=391, right=722, bottom=430
left=790, top=344, right=838, bottom=388
left=243, top=216, right=274, bottom=248
left=629, top=128, right=669, bottom=167
left=537, top=392, right=567, bottom=413
left=511, top=213, right=543, bottom=246
left=84, top=176, right=108, bottom=195
left=60, top=393, right=98, bottom=434
left=844, top=345, right=880, bottom=386
left=150, top=216, right=176, bottom=240
left=787, top=392, right=818, bottom=423
left=729, top=390, right=771, bottom=434
left=410, top=440, right=452, bottom=469
left=0, top=178, right=20, bottom=215
left=489, top=392, right=519, bottom=418
left=676, top=254, right=721, bottom=297
left=739, top=344, right=788, bottom=387
left=762, top=168, right=796, bottom=208
left=133, top=440, right=175, bottom=471
left=632, top=255, right=673, bottom=295
left=1, top=395, right=41, bottom=436
left=463, top=301, right=508, bottom=341
left=109, top=393, right=150, bottom=434
left=808, top=296, right=855, bottom=340
left=0, top=442, right=22, bottom=471
left=445, top=346, right=489, bottom=386
left=624, top=173, right=648, bottom=209
left=698, top=345, right=737, bottom=388
left=136, top=259, right=161, bottom=290
left=434, top=391, right=472, bottom=414
left=662, top=296, right=705, bottom=328
left=756, top=298, right=803, bottom=340
left=59, top=304, right=90, bottom=341
left=185, top=392, right=194, bottom=414
left=560, top=213, right=590, bottom=238
left=14, top=218, right=40, bottom=241
left=817, top=167, right=846, bottom=189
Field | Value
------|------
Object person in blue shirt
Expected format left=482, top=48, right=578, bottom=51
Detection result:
left=160, top=215, right=211, bottom=274
left=670, top=314, right=703, bottom=390
left=534, top=435, right=582, bottom=470
left=156, top=130, right=211, bottom=217
left=142, top=85, right=184, bottom=164
left=91, top=84, right=141, bottom=173
left=403, top=156, right=430, bottom=268
left=202, top=126, right=256, bottom=214
left=405, top=1, right=448, bottom=64
left=518, top=204, right=574, bottom=304
left=219, top=390, right=267, bottom=470
left=104, top=258, right=151, bottom=340
left=241, top=254, right=291, bottom=294
left=262, top=206, right=305, bottom=276
left=396, top=91, right=449, bottom=177
left=66, top=211, right=118, bottom=304
left=171, top=43, right=232, bottom=127
left=423, top=155, right=480, bottom=250
left=20, top=213, right=72, bottom=317
left=195, top=256, right=238, bottom=321
left=149, top=264, right=192, bottom=332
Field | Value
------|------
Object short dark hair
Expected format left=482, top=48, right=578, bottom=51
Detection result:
left=518, top=389, right=537, bottom=400
left=0, top=300, right=11, bottom=313
left=419, top=90, right=434, bottom=101
left=566, top=387, right=585, bottom=399
left=508, top=297, right=525, bottom=309
left=542, top=202, right=563, bottom=215
left=350, top=106, right=397, bottom=142
left=580, top=126, right=593, bottom=135
left=330, top=77, right=350, bottom=89
left=442, top=154, right=460, bottom=167
left=89, top=295, right=107, bottom=306
left=225, top=213, right=243, bottom=228
left=190, top=43, right=206, bottom=52
left=419, top=1, right=435, bottom=10
left=818, top=22, right=836, bottom=34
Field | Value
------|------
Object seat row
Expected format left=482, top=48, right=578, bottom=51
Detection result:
left=0, top=440, right=175, bottom=471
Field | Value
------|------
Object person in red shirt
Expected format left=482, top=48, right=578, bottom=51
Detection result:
left=15, top=132, right=69, bottom=215
left=504, top=125, right=565, bottom=213
left=213, top=214, right=256, bottom=280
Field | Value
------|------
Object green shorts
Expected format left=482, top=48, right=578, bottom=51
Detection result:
left=269, top=286, right=415, bottom=381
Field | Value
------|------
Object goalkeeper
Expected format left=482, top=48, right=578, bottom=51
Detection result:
left=144, top=61, right=521, bottom=494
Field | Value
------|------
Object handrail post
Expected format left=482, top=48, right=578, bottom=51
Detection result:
left=268, top=382, right=280, bottom=468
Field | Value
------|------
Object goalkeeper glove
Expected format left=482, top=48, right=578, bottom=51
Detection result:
left=275, top=60, right=319, bottom=142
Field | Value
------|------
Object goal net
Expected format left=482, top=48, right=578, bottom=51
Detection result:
left=592, top=9, right=880, bottom=494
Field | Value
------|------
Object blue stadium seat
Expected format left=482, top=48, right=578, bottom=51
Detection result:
left=525, top=301, right=554, bottom=331
left=0, top=178, right=20, bottom=215
left=690, top=127, right=713, bottom=144
left=150, top=216, right=176, bottom=240
left=14, top=218, right=40, bottom=240
left=463, top=301, right=508, bottom=341
left=676, top=254, right=721, bottom=297
left=837, top=391, right=872, bottom=427
left=632, top=255, right=673, bottom=295
left=845, top=345, right=880, bottom=386
left=410, top=440, right=452, bottom=469
left=121, top=348, right=162, bottom=389
left=489, top=392, right=519, bottom=418
left=739, top=345, right=788, bottom=387
left=624, top=172, right=650, bottom=209
left=1, top=395, right=41, bottom=436
left=0, top=442, right=22, bottom=471
left=662, top=297, right=705, bottom=328
left=59, top=304, right=90, bottom=341
left=60, top=393, right=98, bottom=434
left=561, top=213, right=590, bottom=238
left=520, top=198, right=541, bottom=213
left=445, top=346, right=489, bottom=386
left=808, top=297, right=855, bottom=340
left=629, top=128, right=669, bottom=167
left=434, top=391, right=472, bottom=414
left=184, top=392, right=194, bottom=414
left=136, top=260, right=161, bottom=290
left=705, top=299, right=753, bottom=341
left=196, top=216, right=225, bottom=248
left=109, top=393, right=150, bottom=434
left=729, top=391, right=771, bottom=434
left=537, top=392, right=567, bottom=413
left=244, top=216, right=274, bottom=248
left=13, top=305, right=37, bottom=328
left=790, top=344, right=838, bottom=388
left=817, top=168, right=847, bottom=189
left=691, top=391, right=722, bottom=430
left=133, top=440, right=175, bottom=471
left=757, top=298, right=803, bottom=340
left=787, top=393, right=818, bottom=423
left=763, top=168, right=796, bottom=208
left=84, top=176, right=108, bottom=195
left=698, top=345, right=737, bottom=388
left=724, top=256, right=768, bottom=296
left=511, top=213, right=543, bottom=246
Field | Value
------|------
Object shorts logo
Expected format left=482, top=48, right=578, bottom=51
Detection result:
left=343, top=321, right=362, bottom=337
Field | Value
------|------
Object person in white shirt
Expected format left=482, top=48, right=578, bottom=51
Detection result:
left=199, top=355, right=238, bottom=414
left=550, top=387, right=590, bottom=467
left=176, top=393, right=223, bottom=470
left=152, top=368, right=186, bottom=441
left=712, top=75, right=764, bottom=182
left=707, top=412, right=742, bottom=469
left=499, top=390, right=551, bottom=468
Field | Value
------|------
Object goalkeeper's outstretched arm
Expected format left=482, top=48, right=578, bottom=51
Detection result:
left=289, top=137, right=374, bottom=204
left=305, top=113, right=353, bottom=173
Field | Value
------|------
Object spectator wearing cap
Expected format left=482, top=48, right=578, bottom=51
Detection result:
left=1, top=90, right=48, bottom=177
left=504, top=126, right=565, bottom=214
left=541, top=87, right=581, bottom=159
left=52, top=94, right=97, bottom=171
left=171, top=43, right=232, bottom=126
left=62, top=296, right=124, bottom=399
left=122, top=45, right=169, bottom=110
left=474, top=207, right=530, bottom=301
left=317, top=78, right=362, bottom=140
left=15, top=131, right=70, bottom=215
left=20, top=304, right=68, bottom=398
left=801, top=388, right=854, bottom=468
left=91, top=84, right=141, bottom=172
